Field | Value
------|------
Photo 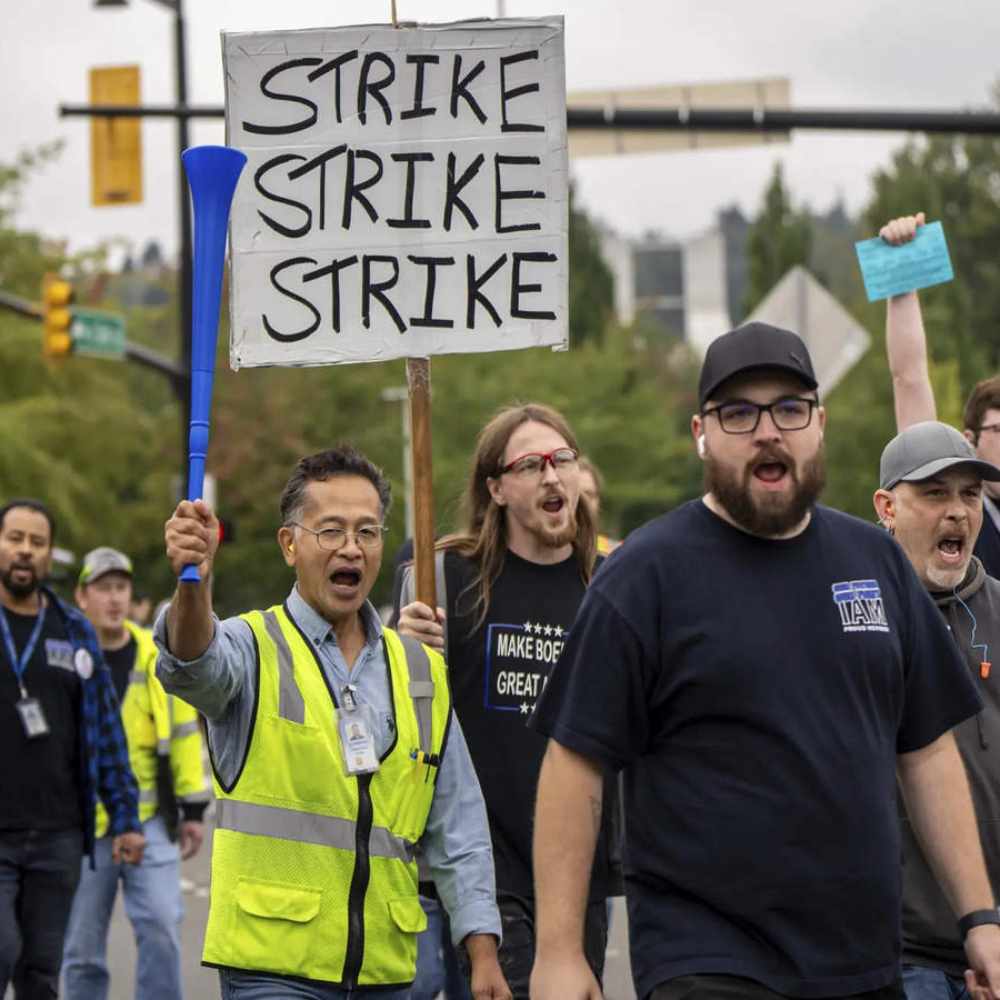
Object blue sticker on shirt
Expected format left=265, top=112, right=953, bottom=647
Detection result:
left=45, top=639, right=74, bottom=671
left=831, top=580, right=890, bottom=634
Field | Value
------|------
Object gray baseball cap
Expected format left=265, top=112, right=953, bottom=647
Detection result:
left=879, top=421, right=1000, bottom=490
left=78, top=547, right=133, bottom=586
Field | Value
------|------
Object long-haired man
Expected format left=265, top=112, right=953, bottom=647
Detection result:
left=396, top=403, right=615, bottom=999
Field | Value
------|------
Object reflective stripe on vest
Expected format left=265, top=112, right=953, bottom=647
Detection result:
left=129, top=670, right=145, bottom=686
left=173, top=720, right=200, bottom=738
left=261, top=609, right=306, bottom=724
left=215, top=799, right=415, bottom=863
left=397, top=634, right=433, bottom=754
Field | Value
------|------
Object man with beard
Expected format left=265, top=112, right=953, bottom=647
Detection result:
left=528, top=323, right=1000, bottom=1000
left=880, top=212, right=1000, bottom=577
left=396, top=403, right=616, bottom=999
left=874, top=422, right=1000, bottom=1000
left=0, top=500, right=143, bottom=999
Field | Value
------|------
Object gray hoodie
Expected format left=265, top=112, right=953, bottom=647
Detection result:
left=901, top=556, right=1000, bottom=975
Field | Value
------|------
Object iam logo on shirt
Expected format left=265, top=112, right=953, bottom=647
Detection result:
left=831, top=580, right=890, bottom=634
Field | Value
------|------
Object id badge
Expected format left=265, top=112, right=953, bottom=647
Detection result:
left=16, top=697, right=50, bottom=740
left=338, top=706, right=379, bottom=776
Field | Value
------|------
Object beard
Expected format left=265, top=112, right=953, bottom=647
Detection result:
left=529, top=506, right=578, bottom=550
left=705, top=442, right=826, bottom=537
left=1, top=564, right=40, bottom=599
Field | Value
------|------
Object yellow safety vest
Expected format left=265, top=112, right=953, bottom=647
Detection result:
left=95, top=621, right=209, bottom=839
left=202, top=606, right=451, bottom=987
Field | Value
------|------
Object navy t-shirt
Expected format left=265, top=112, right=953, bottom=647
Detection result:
left=531, top=500, right=981, bottom=1000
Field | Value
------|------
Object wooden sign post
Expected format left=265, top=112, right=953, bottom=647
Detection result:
left=222, top=17, right=569, bottom=602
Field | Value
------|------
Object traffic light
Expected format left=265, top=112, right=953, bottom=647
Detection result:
left=41, top=274, right=75, bottom=358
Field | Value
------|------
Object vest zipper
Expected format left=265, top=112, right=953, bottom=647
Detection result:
left=342, top=771, right=374, bottom=987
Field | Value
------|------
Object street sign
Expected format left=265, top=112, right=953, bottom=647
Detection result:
left=567, top=77, right=790, bottom=158
left=90, top=65, right=143, bottom=206
left=71, top=309, right=126, bottom=360
left=744, top=266, right=870, bottom=395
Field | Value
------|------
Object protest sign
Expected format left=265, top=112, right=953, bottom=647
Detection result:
left=855, top=221, right=954, bottom=302
left=223, top=18, right=568, bottom=369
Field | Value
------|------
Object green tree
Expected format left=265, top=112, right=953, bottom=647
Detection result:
left=568, top=183, right=615, bottom=345
left=865, top=128, right=1000, bottom=399
left=744, top=163, right=813, bottom=315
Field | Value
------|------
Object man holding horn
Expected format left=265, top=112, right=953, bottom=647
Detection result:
left=155, top=446, right=509, bottom=999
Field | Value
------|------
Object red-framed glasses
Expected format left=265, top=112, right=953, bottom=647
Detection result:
left=500, top=448, right=579, bottom=477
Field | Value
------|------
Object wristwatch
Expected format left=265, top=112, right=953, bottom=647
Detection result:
left=958, top=909, right=1000, bottom=938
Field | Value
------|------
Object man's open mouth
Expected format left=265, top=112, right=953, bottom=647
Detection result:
left=541, top=495, right=565, bottom=514
left=936, top=536, right=966, bottom=562
left=752, top=461, right=788, bottom=484
left=329, top=568, right=362, bottom=591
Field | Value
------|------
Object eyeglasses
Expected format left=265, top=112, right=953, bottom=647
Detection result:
left=701, top=396, right=818, bottom=434
left=288, top=522, right=386, bottom=551
left=500, top=448, right=579, bottom=477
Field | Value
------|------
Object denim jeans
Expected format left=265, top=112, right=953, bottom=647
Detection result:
left=412, top=895, right=471, bottom=1000
left=902, top=964, right=969, bottom=1000
left=0, top=827, right=84, bottom=1000
left=218, top=967, right=413, bottom=998
left=62, top=815, right=183, bottom=1000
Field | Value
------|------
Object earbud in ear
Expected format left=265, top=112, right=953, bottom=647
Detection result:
left=697, top=435, right=707, bottom=458
left=288, top=543, right=295, bottom=554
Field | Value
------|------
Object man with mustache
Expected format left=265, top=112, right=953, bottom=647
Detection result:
left=881, top=212, right=1000, bottom=577
left=0, top=500, right=143, bottom=1000
left=396, top=404, right=616, bottom=999
left=529, top=324, right=1000, bottom=1000
left=63, top=547, right=209, bottom=1000
left=874, top=422, right=1000, bottom=1000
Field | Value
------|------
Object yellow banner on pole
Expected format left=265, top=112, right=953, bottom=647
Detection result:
left=90, top=65, right=143, bottom=206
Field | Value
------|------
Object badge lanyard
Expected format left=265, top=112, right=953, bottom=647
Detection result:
left=0, top=604, right=47, bottom=698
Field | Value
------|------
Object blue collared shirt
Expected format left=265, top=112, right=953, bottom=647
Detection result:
left=154, top=587, right=500, bottom=947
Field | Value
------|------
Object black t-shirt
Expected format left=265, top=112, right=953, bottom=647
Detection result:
left=442, top=548, right=614, bottom=901
left=104, top=634, right=136, bottom=705
left=532, top=500, right=981, bottom=1000
left=974, top=500, right=1000, bottom=578
left=0, top=604, right=83, bottom=831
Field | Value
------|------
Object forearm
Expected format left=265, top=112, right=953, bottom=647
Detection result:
left=166, top=577, right=214, bottom=661
left=899, top=732, right=994, bottom=917
left=533, top=740, right=603, bottom=958
left=886, top=290, right=937, bottom=430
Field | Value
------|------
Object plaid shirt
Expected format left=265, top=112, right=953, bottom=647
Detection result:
left=43, top=587, right=140, bottom=863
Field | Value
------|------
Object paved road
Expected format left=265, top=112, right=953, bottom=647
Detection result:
left=101, top=820, right=636, bottom=1000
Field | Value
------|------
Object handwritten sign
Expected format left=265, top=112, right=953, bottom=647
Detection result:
left=855, top=221, right=954, bottom=302
left=222, top=18, right=568, bottom=369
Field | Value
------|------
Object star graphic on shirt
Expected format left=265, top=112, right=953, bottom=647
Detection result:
left=522, top=620, right=534, bottom=633
left=520, top=702, right=531, bottom=715
left=553, top=625, right=564, bottom=638
left=543, top=624, right=553, bottom=637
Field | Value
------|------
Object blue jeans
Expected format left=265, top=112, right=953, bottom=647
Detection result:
left=902, top=964, right=969, bottom=1000
left=0, top=827, right=83, bottom=1000
left=219, top=968, right=412, bottom=998
left=412, top=895, right=470, bottom=1000
left=62, top=815, right=183, bottom=1000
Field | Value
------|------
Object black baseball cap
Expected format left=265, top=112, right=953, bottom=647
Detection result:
left=698, top=322, right=818, bottom=407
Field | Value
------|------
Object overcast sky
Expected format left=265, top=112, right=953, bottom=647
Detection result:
left=6, top=0, right=1000, bottom=262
